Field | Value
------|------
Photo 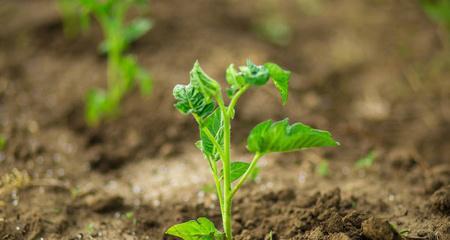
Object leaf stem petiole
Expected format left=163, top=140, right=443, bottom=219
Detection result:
left=230, top=152, right=263, bottom=199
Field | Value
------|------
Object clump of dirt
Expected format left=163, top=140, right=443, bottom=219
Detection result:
left=429, top=185, right=450, bottom=215
left=361, top=217, right=399, bottom=240
left=231, top=188, right=395, bottom=239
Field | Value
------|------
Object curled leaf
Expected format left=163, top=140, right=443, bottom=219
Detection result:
left=190, top=61, right=221, bottom=101
left=264, top=62, right=291, bottom=105
left=173, top=84, right=215, bottom=118
left=240, top=60, right=270, bottom=86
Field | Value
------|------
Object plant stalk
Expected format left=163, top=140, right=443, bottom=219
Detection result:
left=222, top=109, right=232, bottom=240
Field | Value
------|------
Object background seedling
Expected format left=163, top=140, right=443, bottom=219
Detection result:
left=315, top=159, right=330, bottom=177
left=57, top=0, right=90, bottom=37
left=355, top=150, right=376, bottom=169
left=86, top=223, right=95, bottom=235
left=65, top=0, right=153, bottom=126
left=252, top=0, right=292, bottom=46
left=0, top=135, right=6, bottom=151
left=390, top=223, right=410, bottom=238
left=167, top=60, right=339, bottom=239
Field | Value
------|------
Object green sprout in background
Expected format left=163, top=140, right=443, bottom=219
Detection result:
left=252, top=0, right=292, bottom=46
left=315, top=159, right=330, bottom=177
left=0, top=135, right=6, bottom=151
left=420, top=0, right=450, bottom=31
left=167, top=60, right=339, bottom=239
left=82, top=0, right=152, bottom=126
left=355, top=150, right=376, bottom=169
left=255, top=16, right=292, bottom=46
left=57, top=0, right=90, bottom=37
left=58, top=0, right=153, bottom=126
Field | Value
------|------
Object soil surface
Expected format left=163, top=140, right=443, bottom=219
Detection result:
left=1, top=0, right=449, bottom=239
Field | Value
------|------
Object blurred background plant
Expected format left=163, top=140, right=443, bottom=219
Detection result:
left=251, top=0, right=293, bottom=46
left=57, top=0, right=90, bottom=38
left=57, top=0, right=153, bottom=126
left=420, top=0, right=450, bottom=31
left=0, top=135, right=6, bottom=151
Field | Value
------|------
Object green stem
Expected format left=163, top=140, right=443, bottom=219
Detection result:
left=207, top=156, right=224, bottom=214
left=222, top=109, right=232, bottom=240
left=193, top=113, right=225, bottom=219
left=230, top=153, right=263, bottom=199
left=213, top=87, right=252, bottom=240
left=227, top=85, right=250, bottom=117
left=212, top=93, right=233, bottom=239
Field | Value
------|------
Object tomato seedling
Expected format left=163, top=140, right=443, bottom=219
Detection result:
left=167, top=60, right=339, bottom=239
left=72, top=0, right=153, bottom=126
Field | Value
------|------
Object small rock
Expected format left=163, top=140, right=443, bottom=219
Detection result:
left=362, top=217, right=395, bottom=240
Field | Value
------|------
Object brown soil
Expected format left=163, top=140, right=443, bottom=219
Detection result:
left=1, top=0, right=449, bottom=239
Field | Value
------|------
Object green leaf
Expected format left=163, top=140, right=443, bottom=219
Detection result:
left=220, top=162, right=251, bottom=182
left=124, top=18, right=152, bottom=44
left=173, top=84, right=215, bottom=118
left=119, top=56, right=138, bottom=90
left=165, top=217, right=224, bottom=240
left=355, top=151, right=376, bottom=169
left=190, top=61, right=221, bottom=101
left=136, top=68, right=152, bottom=95
left=247, top=119, right=339, bottom=154
left=85, top=89, right=108, bottom=126
left=226, top=64, right=245, bottom=88
left=264, top=63, right=291, bottom=105
left=199, top=109, right=223, bottom=161
left=225, top=64, right=244, bottom=98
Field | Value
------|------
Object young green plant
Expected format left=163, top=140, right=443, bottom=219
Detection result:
left=167, top=60, right=339, bottom=240
left=77, top=0, right=153, bottom=126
